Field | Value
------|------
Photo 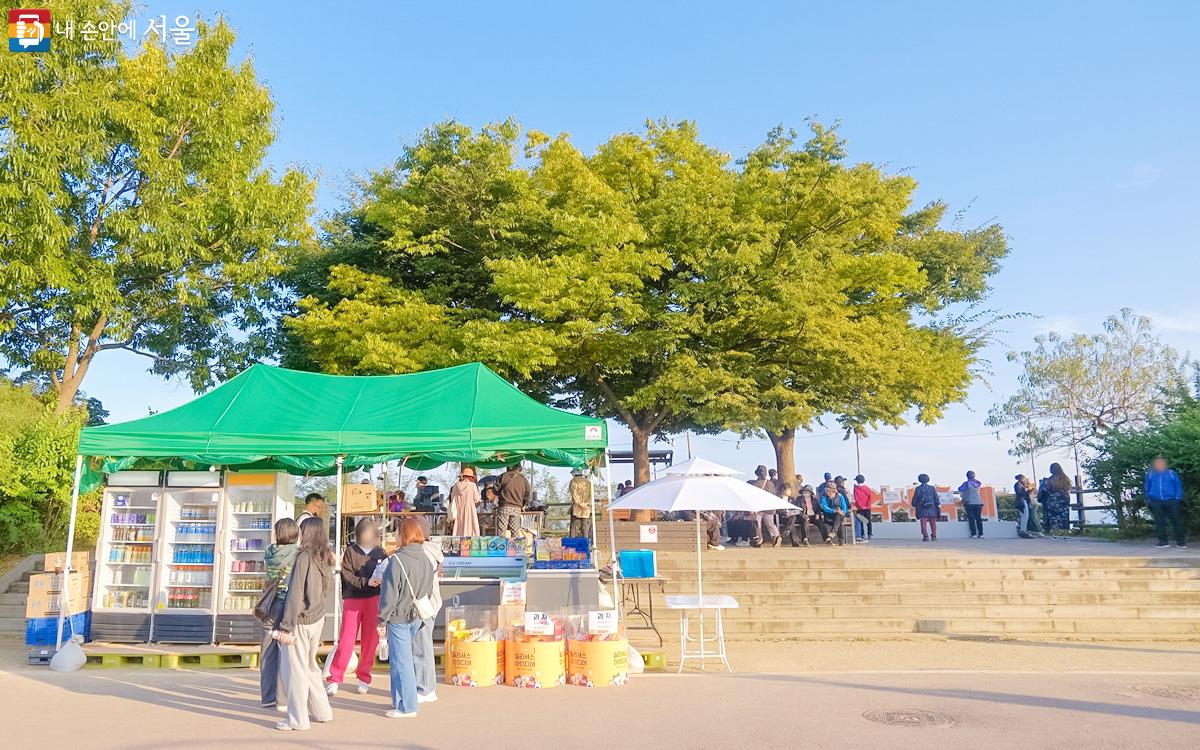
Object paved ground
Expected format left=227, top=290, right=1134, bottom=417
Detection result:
left=4, top=636, right=1199, bottom=749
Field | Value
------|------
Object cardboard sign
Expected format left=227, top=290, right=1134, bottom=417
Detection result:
left=640, top=524, right=658, bottom=543
left=524, top=611, right=553, bottom=636
left=501, top=581, right=527, bottom=605
left=588, top=610, right=618, bottom=635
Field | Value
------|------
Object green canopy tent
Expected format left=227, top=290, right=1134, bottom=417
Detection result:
left=58, top=363, right=613, bottom=647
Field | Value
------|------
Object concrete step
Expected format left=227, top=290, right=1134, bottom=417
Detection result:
left=0, top=604, right=25, bottom=619
left=722, top=604, right=1200, bottom=620
left=659, top=571, right=1200, bottom=586
left=654, top=555, right=1200, bottom=570
left=0, top=593, right=25, bottom=606
left=7, top=582, right=28, bottom=594
left=660, top=566, right=1200, bottom=579
left=654, top=579, right=1200, bottom=593
left=0, top=616, right=25, bottom=634
left=712, top=617, right=1200, bottom=637
left=696, top=591, right=1200, bottom=606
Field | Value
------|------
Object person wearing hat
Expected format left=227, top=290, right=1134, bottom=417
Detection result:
left=567, top=469, right=593, bottom=540
left=448, top=466, right=481, bottom=536
left=749, top=464, right=781, bottom=547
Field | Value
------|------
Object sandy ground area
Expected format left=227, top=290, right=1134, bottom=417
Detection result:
left=4, top=635, right=1199, bottom=749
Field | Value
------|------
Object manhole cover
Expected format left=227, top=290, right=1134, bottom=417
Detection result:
left=1132, top=684, right=1200, bottom=702
left=862, top=708, right=957, bottom=728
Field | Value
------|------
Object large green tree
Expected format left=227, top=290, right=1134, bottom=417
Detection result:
left=0, top=0, right=314, bottom=412
left=288, top=119, right=1002, bottom=485
left=702, top=125, right=1008, bottom=484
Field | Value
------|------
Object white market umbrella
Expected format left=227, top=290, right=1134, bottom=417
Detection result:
left=663, top=457, right=743, bottom=477
left=607, top=464, right=793, bottom=605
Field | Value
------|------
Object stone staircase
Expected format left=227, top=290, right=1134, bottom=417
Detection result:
left=656, top=552, right=1200, bottom=638
left=0, top=558, right=42, bottom=636
left=615, top=538, right=1200, bottom=640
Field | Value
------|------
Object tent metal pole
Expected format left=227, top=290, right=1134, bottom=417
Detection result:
left=334, top=456, right=344, bottom=638
left=696, top=514, right=705, bottom=669
left=602, top=450, right=620, bottom=615
left=56, top=455, right=84, bottom=650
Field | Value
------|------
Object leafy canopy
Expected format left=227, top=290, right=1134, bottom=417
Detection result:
left=287, top=119, right=1005, bottom=479
left=988, top=308, right=1188, bottom=455
left=0, top=0, right=314, bottom=411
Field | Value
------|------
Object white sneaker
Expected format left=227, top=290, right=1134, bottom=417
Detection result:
left=325, top=682, right=339, bottom=696
left=385, top=710, right=417, bottom=718
left=417, top=692, right=438, bottom=703
left=356, top=681, right=370, bottom=695
left=275, top=704, right=288, bottom=714
left=707, top=544, right=725, bottom=551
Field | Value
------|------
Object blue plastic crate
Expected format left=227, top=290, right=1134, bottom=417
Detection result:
left=25, top=611, right=91, bottom=646
left=619, top=549, right=656, bottom=578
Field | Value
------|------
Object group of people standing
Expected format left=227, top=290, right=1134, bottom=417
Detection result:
left=259, top=493, right=442, bottom=731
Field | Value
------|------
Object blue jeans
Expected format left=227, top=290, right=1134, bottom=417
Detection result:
left=387, top=621, right=421, bottom=714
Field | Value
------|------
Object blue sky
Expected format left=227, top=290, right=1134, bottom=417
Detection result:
left=83, top=0, right=1200, bottom=489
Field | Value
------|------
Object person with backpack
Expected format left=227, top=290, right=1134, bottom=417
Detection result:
left=259, top=518, right=298, bottom=708
left=272, top=516, right=335, bottom=731
left=377, top=518, right=437, bottom=718
left=958, top=470, right=985, bottom=538
left=1145, top=456, right=1186, bottom=548
left=325, top=519, right=387, bottom=696
left=912, top=474, right=941, bottom=542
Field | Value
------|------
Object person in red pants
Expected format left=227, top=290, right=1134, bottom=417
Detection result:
left=326, top=519, right=387, bottom=696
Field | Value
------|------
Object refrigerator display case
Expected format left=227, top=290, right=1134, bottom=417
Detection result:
left=91, top=471, right=163, bottom=642
left=215, top=472, right=296, bottom=643
left=151, top=472, right=222, bottom=643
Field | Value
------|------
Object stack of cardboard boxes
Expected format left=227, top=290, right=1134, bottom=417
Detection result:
left=25, top=552, right=94, bottom=646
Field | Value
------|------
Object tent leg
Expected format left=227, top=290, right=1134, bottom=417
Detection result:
left=696, top=514, right=704, bottom=668
left=56, top=455, right=84, bottom=651
left=334, top=456, right=344, bottom=639
left=603, top=450, right=620, bottom=616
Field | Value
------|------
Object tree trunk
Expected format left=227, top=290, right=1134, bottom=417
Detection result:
left=768, top=428, right=796, bottom=492
left=628, top=426, right=654, bottom=522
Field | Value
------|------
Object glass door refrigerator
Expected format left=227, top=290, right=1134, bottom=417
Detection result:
left=91, top=471, right=163, bottom=642
left=151, top=471, right=222, bottom=643
left=215, top=472, right=296, bottom=643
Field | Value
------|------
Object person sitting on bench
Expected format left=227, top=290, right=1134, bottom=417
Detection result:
left=819, top=483, right=848, bottom=546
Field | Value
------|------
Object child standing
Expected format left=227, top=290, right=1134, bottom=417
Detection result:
left=325, top=519, right=387, bottom=696
left=912, top=474, right=940, bottom=542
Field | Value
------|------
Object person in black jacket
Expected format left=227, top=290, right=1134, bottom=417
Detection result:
left=325, top=519, right=386, bottom=696
left=912, top=474, right=941, bottom=542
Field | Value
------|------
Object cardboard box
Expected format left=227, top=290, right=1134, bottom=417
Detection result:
left=28, top=570, right=91, bottom=594
left=26, top=572, right=91, bottom=617
left=42, top=551, right=93, bottom=573
left=341, top=483, right=380, bottom=514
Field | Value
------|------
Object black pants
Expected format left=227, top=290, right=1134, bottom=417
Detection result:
left=965, top=505, right=984, bottom=536
left=823, top=512, right=845, bottom=544
left=1148, top=500, right=1186, bottom=546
